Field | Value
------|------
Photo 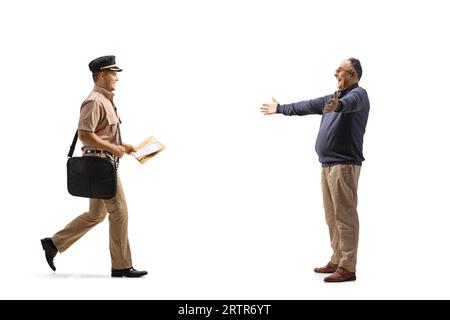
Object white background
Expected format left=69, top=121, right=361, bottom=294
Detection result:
left=1, top=0, right=449, bottom=300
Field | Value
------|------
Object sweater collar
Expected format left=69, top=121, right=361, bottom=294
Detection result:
left=339, top=83, right=359, bottom=97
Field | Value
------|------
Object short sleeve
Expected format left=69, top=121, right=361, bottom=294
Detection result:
left=78, top=100, right=101, bottom=132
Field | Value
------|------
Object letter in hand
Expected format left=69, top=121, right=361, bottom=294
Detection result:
left=323, top=91, right=340, bottom=113
left=260, top=97, right=279, bottom=115
left=133, top=135, right=165, bottom=164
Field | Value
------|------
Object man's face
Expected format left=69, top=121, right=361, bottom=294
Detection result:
left=335, top=60, right=354, bottom=91
left=103, top=70, right=118, bottom=92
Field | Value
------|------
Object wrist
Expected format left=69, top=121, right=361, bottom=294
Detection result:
left=108, top=144, right=119, bottom=153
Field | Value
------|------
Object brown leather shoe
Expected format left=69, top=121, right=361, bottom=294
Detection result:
left=314, top=262, right=338, bottom=273
left=324, top=267, right=356, bottom=282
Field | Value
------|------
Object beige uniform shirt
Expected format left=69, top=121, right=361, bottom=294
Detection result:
left=78, top=86, right=121, bottom=150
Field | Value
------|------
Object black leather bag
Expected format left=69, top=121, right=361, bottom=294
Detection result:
left=66, top=131, right=118, bottom=200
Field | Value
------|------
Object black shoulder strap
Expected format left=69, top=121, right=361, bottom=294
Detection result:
left=68, top=131, right=78, bottom=158
left=114, top=106, right=123, bottom=145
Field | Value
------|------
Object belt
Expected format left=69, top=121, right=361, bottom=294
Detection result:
left=83, top=149, right=117, bottom=160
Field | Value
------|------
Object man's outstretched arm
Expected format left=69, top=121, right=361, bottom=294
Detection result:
left=261, top=96, right=327, bottom=116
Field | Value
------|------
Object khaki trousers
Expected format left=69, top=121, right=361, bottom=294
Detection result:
left=321, top=164, right=361, bottom=272
left=52, top=175, right=132, bottom=269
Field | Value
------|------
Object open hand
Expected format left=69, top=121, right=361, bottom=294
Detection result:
left=260, top=97, right=279, bottom=115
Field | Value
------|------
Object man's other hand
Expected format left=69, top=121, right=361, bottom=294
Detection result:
left=323, top=91, right=340, bottom=113
left=260, top=97, right=279, bottom=115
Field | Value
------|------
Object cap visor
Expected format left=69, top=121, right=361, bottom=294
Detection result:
left=100, top=64, right=123, bottom=72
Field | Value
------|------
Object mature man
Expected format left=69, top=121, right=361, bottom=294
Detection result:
left=261, top=58, right=369, bottom=282
left=41, top=55, right=147, bottom=277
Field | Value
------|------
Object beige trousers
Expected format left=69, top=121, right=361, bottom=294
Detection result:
left=321, top=164, right=361, bottom=272
left=52, top=175, right=132, bottom=269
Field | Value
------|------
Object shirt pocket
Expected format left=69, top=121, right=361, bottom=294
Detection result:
left=104, top=107, right=120, bottom=143
left=106, top=110, right=119, bottom=126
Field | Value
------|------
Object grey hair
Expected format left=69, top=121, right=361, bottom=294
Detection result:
left=348, top=58, right=362, bottom=80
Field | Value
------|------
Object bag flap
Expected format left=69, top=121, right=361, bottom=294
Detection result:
left=67, top=156, right=116, bottom=179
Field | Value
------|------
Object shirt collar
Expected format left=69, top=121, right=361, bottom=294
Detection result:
left=93, top=85, right=114, bottom=102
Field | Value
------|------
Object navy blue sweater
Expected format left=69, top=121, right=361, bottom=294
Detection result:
left=277, top=84, right=370, bottom=166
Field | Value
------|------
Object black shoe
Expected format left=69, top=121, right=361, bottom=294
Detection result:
left=41, top=238, right=58, bottom=272
left=111, top=267, right=148, bottom=278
